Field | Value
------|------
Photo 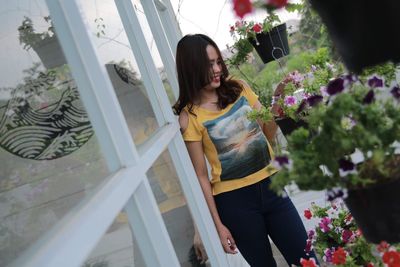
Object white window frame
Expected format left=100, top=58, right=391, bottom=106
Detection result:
left=10, top=0, right=230, bottom=266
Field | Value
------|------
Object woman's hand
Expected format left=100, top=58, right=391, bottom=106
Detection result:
left=193, top=227, right=208, bottom=264
left=216, top=224, right=238, bottom=254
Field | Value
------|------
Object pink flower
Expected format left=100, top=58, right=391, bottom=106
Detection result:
left=304, top=209, right=313, bottom=220
left=235, top=20, right=243, bottom=28
left=284, top=95, right=297, bottom=106
left=377, top=241, right=390, bottom=253
left=341, top=229, right=353, bottom=243
left=233, top=0, right=252, bottom=18
left=319, top=217, right=332, bottom=233
left=230, top=25, right=235, bottom=33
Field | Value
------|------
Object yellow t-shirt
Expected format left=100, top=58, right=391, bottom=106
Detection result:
left=182, top=83, right=278, bottom=195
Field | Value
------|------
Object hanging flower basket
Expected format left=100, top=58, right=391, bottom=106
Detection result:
left=308, top=0, right=400, bottom=73
left=248, top=23, right=290, bottom=64
left=344, top=176, right=400, bottom=244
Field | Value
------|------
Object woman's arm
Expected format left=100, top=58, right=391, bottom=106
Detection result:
left=185, top=141, right=237, bottom=254
left=179, top=111, right=237, bottom=255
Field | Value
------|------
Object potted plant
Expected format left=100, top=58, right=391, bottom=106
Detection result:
left=269, top=65, right=400, bottom=243
left=301, top=201, right=400, bottom=267
left=18, top=16, right=66, bottom=69
left=248, top=48, right=341, bottom=137
left=229, top=8, right=291, bottom=65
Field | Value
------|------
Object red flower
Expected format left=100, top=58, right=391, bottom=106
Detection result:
left=367, top=263, right=374, bottom=267
left=267, top=0, right=288, bottom=8
left=383, top=251, right=400, bottom=267
left=252, top=23, right=262, bottom=33
left=304, top=209, right=312, bottom=220
left=300, top=258, right=318, bottom=267
left=233, top=0, right=252, bottom=18
left=332, top=247, right=347, bottom=265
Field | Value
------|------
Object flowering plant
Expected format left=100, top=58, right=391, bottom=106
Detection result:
left=18, top=16, right=55, bottom=51
left=247, top=48, right=341, bottom=124
left=228, top=1, right=301, bottom=66
left=269, top=62, right=400, bottom=193
left=228, top=11, right=281, bottom=66
left=301, top=201, right=400, bottom=267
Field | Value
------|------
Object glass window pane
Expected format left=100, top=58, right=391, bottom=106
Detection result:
left=146, top=150, right=197, bottom=266
left=84, top=210, right=145, bottom=267
left=0, top=2, right=111, bottom=265
left=77, top=0, right=169, bottom=145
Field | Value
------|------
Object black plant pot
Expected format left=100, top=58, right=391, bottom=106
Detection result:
left=32, top=36, right=67, bottom=69
left=248, top=23, right=290, bottom=64
left=344, top=178, right=400, bottom=243
left=275, top=117, right=307, bottom=137
left=309, top=0, right=400, bottom=74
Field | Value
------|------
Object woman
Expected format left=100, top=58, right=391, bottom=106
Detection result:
left=173, top=34, right=316, bottom=267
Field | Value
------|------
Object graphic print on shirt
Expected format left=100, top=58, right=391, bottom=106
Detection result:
left=203, top=96, right=271, bottom=181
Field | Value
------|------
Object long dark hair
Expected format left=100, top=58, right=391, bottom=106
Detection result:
left=173, top=34, right=243, bottom=115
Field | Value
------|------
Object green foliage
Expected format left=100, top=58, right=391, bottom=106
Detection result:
left=18, top=16, right=55, bottom=50
left=271, top=77, right=400, bottom=192
left=361, top=62, right=398, bottom=86
left=247, top=106, right=273, bottom=123
left=308, top=202, right=380, bottom=266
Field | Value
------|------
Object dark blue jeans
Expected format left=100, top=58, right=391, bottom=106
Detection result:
left=214, top=177, right=317, bottom=267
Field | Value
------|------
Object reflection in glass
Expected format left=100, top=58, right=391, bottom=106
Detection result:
left=0, top=2, right=109, bottom=265
left=83, top=210, right=138, bottom=267
left=146, top=151, right=197, bottom=267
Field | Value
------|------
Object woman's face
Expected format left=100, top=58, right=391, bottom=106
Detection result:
left=205, top=44, right=222, bottom=90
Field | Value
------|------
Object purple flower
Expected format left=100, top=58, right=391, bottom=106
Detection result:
left=275, top=156, right=289, bottom=165
left=311, top=65, right=317, bottom=72
left=339, top=158, right=355, bottom=171
left=284, top=95, right=297, bottom=106
left=342, top=229, right=354, bottom=243
left=327, top=188, right=346, bottom=201
left=307, top=95, right=323, bottom=107
left=308, top=230, right=315, bottom=239
left=327, top=78, right=345, bottom=95
left=319, top=217, right=332, bottom=233
left=288, top=70, right=304, bottom=84
left=343, top=74, right=358, bottom=83
left=363, top=89, right=375, bottom=104
left=272, top=155, right=292, bottom=170
left=391, top=86, right=400, bottom=100
left=323, top=248, right=334, bottom=263
left=304, top=239, right=312, bottom=253
left=367, top=76, right=384, bottom=88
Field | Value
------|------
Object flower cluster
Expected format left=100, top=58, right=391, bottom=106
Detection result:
left=301, top=201, right=400, bottom=267
left=228, top=12, right=281, bottom=66
left=270, top=62, right=400, bottom=193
